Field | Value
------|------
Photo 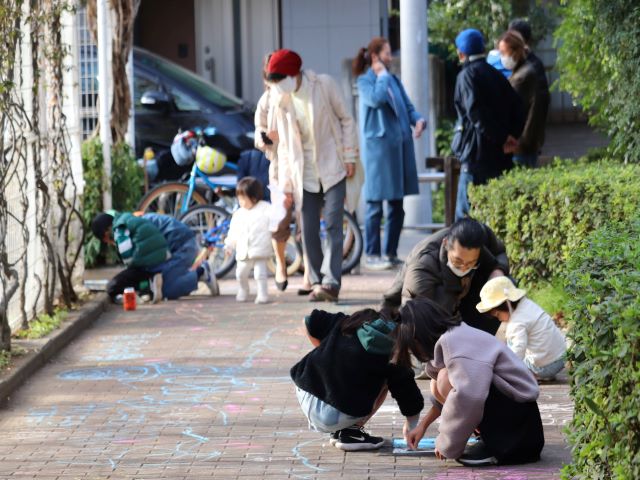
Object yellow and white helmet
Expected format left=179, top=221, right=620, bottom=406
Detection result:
left=195, top=145, right=227, bottom=174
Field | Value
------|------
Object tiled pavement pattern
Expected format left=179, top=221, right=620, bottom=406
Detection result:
left=0, top=271, right=572, bottom=479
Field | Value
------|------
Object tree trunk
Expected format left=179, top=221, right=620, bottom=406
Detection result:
left=86, top=0, right=141, bottom=143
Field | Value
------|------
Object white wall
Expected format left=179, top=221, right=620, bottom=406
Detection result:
left=281, top=0, right=381, bottom=83
left=195, top=0, right=236, bottom=95
left=240, top=0, right=279, bottom=105
left=193, top=0, right=382, bottom=106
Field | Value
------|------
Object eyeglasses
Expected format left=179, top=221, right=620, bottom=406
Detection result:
left=447, top=255, right=478, bottom=270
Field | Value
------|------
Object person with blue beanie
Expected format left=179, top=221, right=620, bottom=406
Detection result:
left=451, top=29, right=525, bottom=220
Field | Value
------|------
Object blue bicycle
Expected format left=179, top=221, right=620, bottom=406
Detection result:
left=138, top=145, right=362, bottom=278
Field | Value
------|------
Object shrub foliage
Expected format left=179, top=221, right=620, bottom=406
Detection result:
left=81, top=138, right=143, bottom=267
left=555, top=0, right=640, bottom=162
left=469, top=160, right=640, bottom=284
left=561, top=220, right=640, bottom=479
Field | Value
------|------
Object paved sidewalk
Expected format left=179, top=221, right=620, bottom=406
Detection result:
left=0, top=270, right=571, bottom=479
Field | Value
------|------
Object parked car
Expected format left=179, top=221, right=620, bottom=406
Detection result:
left=133, top=47, right=255, bottom=160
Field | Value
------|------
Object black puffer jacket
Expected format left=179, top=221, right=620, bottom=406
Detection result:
left=451, top=57, right=525, bottom=185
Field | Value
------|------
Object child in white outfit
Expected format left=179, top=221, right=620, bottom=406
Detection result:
left=477, top=276, right=567, bottom=381
left=225, top=177, right=273, bottom=304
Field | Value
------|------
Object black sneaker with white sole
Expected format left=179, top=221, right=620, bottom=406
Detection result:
left=329, top=430, right=340, bottom=446
left=456, top=439, right=498, bottom=467
left=334, top=426, right=384, bottom=451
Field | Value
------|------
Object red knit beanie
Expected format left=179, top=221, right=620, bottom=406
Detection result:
left=267, top=49, right=302, bottom=77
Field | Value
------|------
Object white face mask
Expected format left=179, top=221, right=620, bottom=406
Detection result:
left=274, top=76, right=297, bottom=95
left=501, top=54, right=517, bottom=71
left=447, top=260, right=476, bottom=278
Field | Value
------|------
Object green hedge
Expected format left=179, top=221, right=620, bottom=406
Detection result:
left=561, top=220, right=640, bottom=479
left=469, top=160, right=640, bottom=284
left=82, top=138, right=143, bottom=267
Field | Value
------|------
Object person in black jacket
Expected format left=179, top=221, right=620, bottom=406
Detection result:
left=291, top=308, right=424, bottom=451
left=451, top=29, right=525, bottom=221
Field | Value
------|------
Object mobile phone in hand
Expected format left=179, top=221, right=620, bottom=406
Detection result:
left=261, top=131, right=274, bottom=145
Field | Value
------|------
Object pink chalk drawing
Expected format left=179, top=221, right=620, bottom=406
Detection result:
left=224, top=404, right=243, bottom=413
left=250, top=397, right=261, bottom=402
left=190, top=326, right=205, bottom=332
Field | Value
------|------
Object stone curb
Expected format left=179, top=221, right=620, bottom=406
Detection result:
left=0, top=293, right=110, bottom=405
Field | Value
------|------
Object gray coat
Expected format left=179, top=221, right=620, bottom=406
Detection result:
left=383, top=225, right=509, bottom=333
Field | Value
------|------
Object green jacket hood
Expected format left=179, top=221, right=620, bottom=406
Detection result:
left=356, top=318, right=396, bottom=355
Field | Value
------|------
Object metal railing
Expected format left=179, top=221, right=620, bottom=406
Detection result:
left=407, top=156, right=460, bottom=232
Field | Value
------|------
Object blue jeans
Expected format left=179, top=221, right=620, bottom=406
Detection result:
left=148, top=240, right=199, bottom=299
left=455, top=170, right=474, bottom=221
left=513, top=153, right=538, bottom=168
left=525, top=356, right=565, bottom=380
left=295, top=387, right=364, bottom=433
left=365, top=199, right=404, bottom=258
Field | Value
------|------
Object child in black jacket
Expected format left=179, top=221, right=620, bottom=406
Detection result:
left=290, top=308, right=424, bottom=451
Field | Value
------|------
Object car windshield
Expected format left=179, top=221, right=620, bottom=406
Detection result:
left=135, top=49, right=243, bottom=110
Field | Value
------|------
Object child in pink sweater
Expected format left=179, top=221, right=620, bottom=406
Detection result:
left=393, top=298, right=544, bottom=466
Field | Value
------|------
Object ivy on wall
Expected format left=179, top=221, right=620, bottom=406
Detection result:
left=0, top=0, right=81, bottom=351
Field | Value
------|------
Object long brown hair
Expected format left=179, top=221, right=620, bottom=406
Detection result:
left=352, top=36, right=389, bottom=77
left=499, top=30, right=527, bottom=64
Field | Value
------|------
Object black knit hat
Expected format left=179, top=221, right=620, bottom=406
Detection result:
left=91, top=212, right=114, bottom=241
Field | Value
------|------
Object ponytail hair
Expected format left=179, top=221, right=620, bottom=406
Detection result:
left=351, top=47, right=369, bottom=77
left=352, top=36, right=389, bottom=77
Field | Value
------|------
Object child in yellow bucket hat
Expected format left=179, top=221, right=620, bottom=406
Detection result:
left=477, top=276, right=566, bottom=381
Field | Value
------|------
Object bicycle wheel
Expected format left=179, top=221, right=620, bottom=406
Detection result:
left=137, top=182, right=207, bottom=216
left=341, top=210, right=363, bottom=273
left=267, top=234, right=303, bottom=276
left=179, top=204, right=236, bottom=278
left=313, top=209, right=363, bottom=274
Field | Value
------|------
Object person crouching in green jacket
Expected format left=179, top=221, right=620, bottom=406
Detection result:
left=91, top=211, right=219, bottom=304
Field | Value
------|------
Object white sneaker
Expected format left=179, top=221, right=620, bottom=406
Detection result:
left=254, top=295, right=269, bottom=304
left=364, top=256, right=392, bottom=271
left=201, top=260, right=220, bottom=296
left=150, top=273, right=163, bottom=304
left=236, top=288, right=248, bottom=302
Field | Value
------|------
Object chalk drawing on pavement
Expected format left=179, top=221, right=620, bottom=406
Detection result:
left=80, top=332, right=161, bottom=362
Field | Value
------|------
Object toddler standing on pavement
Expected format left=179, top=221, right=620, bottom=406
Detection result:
left=225, top=177, right=273, bottom=304
left=477, top=276, right=567, bottom=381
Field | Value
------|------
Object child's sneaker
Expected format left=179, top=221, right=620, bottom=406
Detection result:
left=254, top=295, right=269, bottom=304
left=329, top=430, right=340, bottom=445
left=236, top=287, right=248, bottom=302
left=201, top=259, right=220, bottom=296
left=334, top=426, right=384, bottom=451
left=150, top=273, right=163, bottom=304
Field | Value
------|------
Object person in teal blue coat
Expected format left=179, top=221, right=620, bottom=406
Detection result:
left=353, top=37, right=426, bottom=271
